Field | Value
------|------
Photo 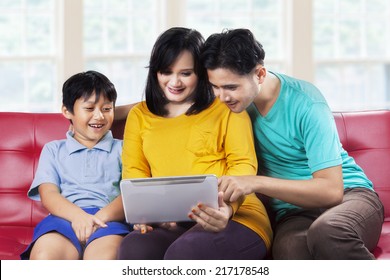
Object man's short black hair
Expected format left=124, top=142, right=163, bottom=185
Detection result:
left=201, top=28, right=265, bottom=75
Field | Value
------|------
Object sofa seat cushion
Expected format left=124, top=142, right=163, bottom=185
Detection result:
left=373, top=220, right=390, bottom=259
left=0, top=227, right=33, bottom=260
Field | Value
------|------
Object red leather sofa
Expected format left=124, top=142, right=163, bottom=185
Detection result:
left=0, top=111, right=389, bottom=259
left=0, top=112, right=126, bottom=260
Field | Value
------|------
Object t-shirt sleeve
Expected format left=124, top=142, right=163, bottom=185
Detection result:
left=301, top=102, right=343, bottom=173
left=27, top=143, right=61, bottom=200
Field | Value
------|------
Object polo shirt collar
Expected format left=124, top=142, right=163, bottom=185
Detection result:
left=66, top=130, right=114, bottom=154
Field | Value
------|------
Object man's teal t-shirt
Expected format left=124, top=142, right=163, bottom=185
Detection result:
left=247, top=72, right=373, bottom=220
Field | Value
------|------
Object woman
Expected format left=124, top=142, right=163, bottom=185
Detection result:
left=118, top=27, right=272, bottom=260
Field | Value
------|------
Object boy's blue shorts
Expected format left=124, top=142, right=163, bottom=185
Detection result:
left=20, top=207, right=131, bottom=259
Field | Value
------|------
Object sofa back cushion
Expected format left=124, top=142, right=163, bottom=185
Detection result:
left=0, top=113, right=68, bottom=227
left=333, top=110, right=390, bottom=220
left=0, top=112, right=127, bottom=229
left=1, top=110, right=389, bottom=229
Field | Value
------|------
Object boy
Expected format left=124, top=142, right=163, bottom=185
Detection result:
left=21, top=71, right=130, bottom=260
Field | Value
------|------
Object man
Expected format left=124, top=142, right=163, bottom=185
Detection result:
left=201, top=28, right=384, bottom=259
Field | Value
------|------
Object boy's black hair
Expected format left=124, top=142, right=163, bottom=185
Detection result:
left=201, top=28, right=265, bottom=75
left=145, top=27, right=214, bottom=116
left=62, top=70, right=117, bottom=114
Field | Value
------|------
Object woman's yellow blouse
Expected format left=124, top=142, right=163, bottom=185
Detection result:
left=122, top=98, right=272, bottom=249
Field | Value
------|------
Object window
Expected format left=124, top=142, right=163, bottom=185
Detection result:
left=1, top=0, right=389, bottom=112
left=0, top=0, right=58, bottom=112
left=83, top=0, right=160, bottom=106
left=185, top=0, right=286, bottom=72
left=314, top=0, right=390, bottom=110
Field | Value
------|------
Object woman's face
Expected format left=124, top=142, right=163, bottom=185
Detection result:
left=157, top=50, right=198, bottom=105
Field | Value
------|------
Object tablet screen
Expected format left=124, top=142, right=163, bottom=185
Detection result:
left=120, top=175, right=218, bottom=224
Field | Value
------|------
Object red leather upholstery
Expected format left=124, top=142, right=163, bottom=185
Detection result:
left=334, top=111, right=390, bottom=259
left=0, top=111, right=388, bottom=259
left=0, top=113, right=125, bottom=260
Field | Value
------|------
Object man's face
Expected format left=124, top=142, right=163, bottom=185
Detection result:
left=207, top=68, right=261, bottom=113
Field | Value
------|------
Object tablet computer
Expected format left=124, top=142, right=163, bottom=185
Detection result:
left=120, top=175, right=218, bottom=224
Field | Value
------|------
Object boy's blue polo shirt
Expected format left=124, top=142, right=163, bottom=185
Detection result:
left=28, top=130, right=123, bottom=209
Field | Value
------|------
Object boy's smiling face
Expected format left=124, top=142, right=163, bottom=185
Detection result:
left=62, top=92, right=114, bottom=148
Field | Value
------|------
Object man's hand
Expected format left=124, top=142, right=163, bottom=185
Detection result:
left=218, top=175, right=256, bottom=202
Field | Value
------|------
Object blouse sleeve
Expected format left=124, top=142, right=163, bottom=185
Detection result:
left=121, top=105, right=151, bottom=179
left=224, top=110, right=258, bottom=176
left=223, top=110, right=258, bottom=213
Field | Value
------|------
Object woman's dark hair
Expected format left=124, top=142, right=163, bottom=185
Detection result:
left=62, top=70, right=117, bottom=114
left=201, top=28, right=265, bottom=75
left=145, top=27, right=214, bottom=116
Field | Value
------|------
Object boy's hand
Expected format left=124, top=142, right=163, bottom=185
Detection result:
left=71, top=212, right=107, bottom=243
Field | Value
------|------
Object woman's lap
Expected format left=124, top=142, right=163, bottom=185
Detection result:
left=118, top=221, right=267, bottom=260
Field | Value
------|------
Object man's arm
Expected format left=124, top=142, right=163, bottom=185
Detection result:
left=219, top=165, right=344, bottom=208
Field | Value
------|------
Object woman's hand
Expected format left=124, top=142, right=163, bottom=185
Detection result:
left=133, top=224, right=154, bottom=234
left=133, top=222, right=177, bottom=234
left=188, top=192, right=232, bottom=232
left=159, top=222, right=178, bottom=231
